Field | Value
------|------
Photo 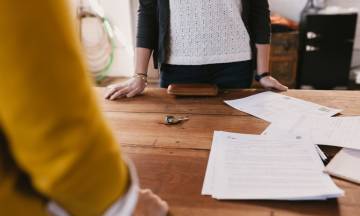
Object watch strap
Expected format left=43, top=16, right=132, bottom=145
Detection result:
left=255, top=72, right=271, bottom=82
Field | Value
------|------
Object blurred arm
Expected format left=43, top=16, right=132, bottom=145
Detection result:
left=0, top=1, right=131, bottom=215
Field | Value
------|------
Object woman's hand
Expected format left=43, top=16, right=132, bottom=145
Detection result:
left=105, top=77, right=147, bottom=100
left=105, top=47, right=152, bottom=100
left=134, top=189, right=169, bottom=216
left=259, top=76, right=288, bottom=91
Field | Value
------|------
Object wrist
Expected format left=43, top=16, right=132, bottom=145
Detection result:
left=134, top=68, right=147, bottom=76
left=133, top=69, right=147, bottom=78
left=255, top=72, right=271, bottom=82
left=133, top=73, right=148, bottom=83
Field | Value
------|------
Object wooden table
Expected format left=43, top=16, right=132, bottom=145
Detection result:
left=97, top=88, right=360, bottom=216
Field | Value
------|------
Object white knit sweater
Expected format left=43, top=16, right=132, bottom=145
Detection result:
left=166, top=0, right=252, bottom=65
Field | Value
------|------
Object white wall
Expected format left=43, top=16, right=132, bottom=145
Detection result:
left=98, top=0, right=135, bottom=76
left=69, top=0, right=136, bottom=77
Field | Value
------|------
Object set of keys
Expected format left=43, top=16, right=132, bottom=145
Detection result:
left=163, top=115, right=189, bottom=125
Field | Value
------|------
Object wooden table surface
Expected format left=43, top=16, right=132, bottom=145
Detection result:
left=96, top=87, right=360, bottom=216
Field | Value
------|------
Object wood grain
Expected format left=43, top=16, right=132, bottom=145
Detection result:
left=98, top=87, right=360, bottom=216
left=97, top=88, right=360, bottom=116
left=105, top=112, right=268, bottom=150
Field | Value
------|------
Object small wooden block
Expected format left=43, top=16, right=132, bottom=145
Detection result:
left=167, top=84, right=219, bottom=96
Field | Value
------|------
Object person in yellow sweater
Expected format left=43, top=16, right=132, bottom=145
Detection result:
left=0, top=1, right=168, bottom=215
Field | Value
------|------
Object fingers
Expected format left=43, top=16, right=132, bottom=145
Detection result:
left=261, top=77, right=288, bottom=92
left=159, top=200, right=169, bottom=215
left=105, top=83, right=137, bottom=100
left=105, top=78, right=146, bottom=100
left=109, top=86, right=130, bottom=100
left=137, top=188, right=169, bottom=216
left=127, top=87, right=141, bottom=98
left=108, top=85, right=142, bottom=100
left=104, top=87, right=118, bottom=100
left=139, top=189, right=161, bottom=201
left=104, top=83, right=126, bottom=99
left=161, top=200, right=169, bottom=211
left=273, top=80, right=288, bottom=91
left=139, top=188, right=152, bottom=194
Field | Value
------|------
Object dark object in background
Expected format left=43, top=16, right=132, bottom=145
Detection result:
left=297, top=2, right=358, bottom=89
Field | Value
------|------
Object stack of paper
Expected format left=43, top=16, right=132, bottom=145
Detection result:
left=202, top=131, right=344, bottom=200
left=222, top=90, right=360, bottom=187
left=224, top=91, right=343, bottom=159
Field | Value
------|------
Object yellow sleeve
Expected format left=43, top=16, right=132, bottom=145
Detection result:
left=0, top=1, right=129, bottom=215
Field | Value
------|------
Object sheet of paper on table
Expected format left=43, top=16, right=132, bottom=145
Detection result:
left=261, top=127, right=328, bottom=161
left=202, top=131, right=344, bottom=200
left=325, top=148, right=360, bottom=184
left=224, top=91, right=341, bottom=123
left=262, top=116, right=360, bottom=150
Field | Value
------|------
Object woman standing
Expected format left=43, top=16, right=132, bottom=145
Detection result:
left=106, top=0, right=288, bottom=100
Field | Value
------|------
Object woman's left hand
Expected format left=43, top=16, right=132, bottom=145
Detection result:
left=259, top=76, right=288, bottom=91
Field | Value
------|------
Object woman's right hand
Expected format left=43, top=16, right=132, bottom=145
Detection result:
left=134, top=189, right=169, bottom=216
left=105, top=76, right=147, bottom=100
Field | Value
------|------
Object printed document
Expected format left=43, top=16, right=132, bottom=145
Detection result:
left=225, top=91, right=341, bottom=123
left=263, top=116, right=360, bottom=150
left=202, top=131, right=344, bottom=200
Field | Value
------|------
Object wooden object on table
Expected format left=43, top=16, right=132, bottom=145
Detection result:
left=97, top=87, right=360, bottom=216
left=167, top=84, right=219, bottom=96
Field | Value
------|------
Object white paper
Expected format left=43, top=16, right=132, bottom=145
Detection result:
left=201, top=131, right=221, bottom=195
left=225, top=91, right=341, bottom=123
left=325, top=148, right=360, bottom=184
left=203, top=131, right=343, bottom=200
left=263, top=116, right=360, bottom=150
left=261, top=126, right=328, bottom=161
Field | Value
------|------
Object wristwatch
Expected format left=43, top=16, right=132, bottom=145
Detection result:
left=255, top=72, right=271, bottom=82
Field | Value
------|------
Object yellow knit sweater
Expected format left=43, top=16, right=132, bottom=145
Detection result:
left=0, top=1, right=129, bottom=215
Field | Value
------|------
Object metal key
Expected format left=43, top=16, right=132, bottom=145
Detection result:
left=164, top=115, right=189, bottom=125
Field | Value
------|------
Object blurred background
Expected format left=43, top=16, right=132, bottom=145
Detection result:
left=70, top=0, right=360, bottom=90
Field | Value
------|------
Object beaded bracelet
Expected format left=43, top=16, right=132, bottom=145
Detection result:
left=133, top=73, right=148, bottom=83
